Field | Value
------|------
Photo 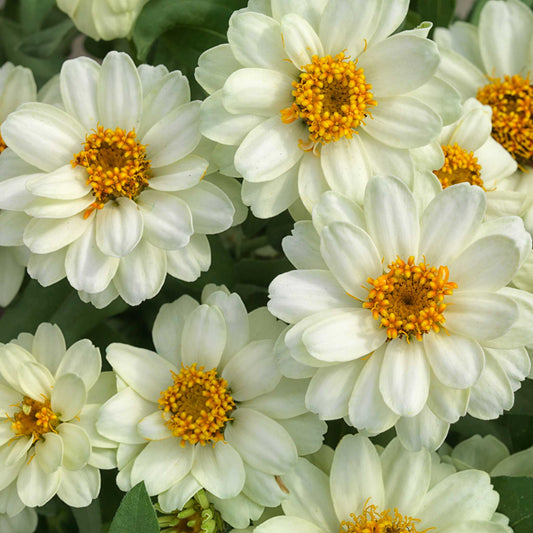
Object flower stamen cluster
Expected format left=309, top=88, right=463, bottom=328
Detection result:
left=340, top=500, right=433, bottom=533
left=71, top=125, right=151, bottom=218
left=9, top=395, right=58, bottom=442
left=281, top=52, right=376, bottom=146
left=363, top=256, right=457, bottom=342
left=158, top=364, right=235, bottom=447
left=434, top=143, right=485, bottom=189
left=0, top=130, right=6, bottom=153
left=476, top=74, right=533, bottom=166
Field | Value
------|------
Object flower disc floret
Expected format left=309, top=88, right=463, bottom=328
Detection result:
left=72, top=125, right=151, bottom=218
left=9, top=396, right=58, bottom=442
left=158, top=364, right=235, bottom=447
left=363, top=256, right=457, bottom=342
left=434, top=143, right=484, bottom=190
left=281, top=52, right=376, bottom=146
left=340, top=501, right=432, bottom=533
left=0, top=131, right=6, bottom=153
left=476, top=74, right=533, bottom=165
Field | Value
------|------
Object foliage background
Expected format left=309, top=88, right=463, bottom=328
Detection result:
left=0, top=0, right=531, bottom=531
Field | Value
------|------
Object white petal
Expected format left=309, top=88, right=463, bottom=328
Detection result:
left=312, top=191, right=366, bottom=233
left=192, top=443, right=245, bottom=499
left=195, top=43, right=241, bottom=95
left=56, top=338, right=101, bottom=391
left=427, top=374, right=469, bottom=424
left=424, top=333, right=484, bottom=389
left=26, top=165, right=89, bottom=200
left=148, top=155, right=208, bottom=192
left=26, top=194, right=93, bottom=219
left=235, top=117, right=305, bottom=182
left=255, top=517, right=326, bottom=533
left=330, top=434, right=384, bottom=521
left=17, top=459, right=60, bottom=507
left=178, top=307, right=226, bottom=372
left=60, top=57, right=100, bottom=131
left=24, top=215, right=89, bottom=254
left=157, top=474, right=201, bottom=513
left=298, top=151, right=329, bottom=213
left=2, top=103, right=85, bottom=172
left=27, top=249, right=67, bottom=287
left=364, top=176, right=419, bottom=264
left=138, top=190, right=192, bottom=249
left=137, top=411, right=170, bottom=441
left=17, top=361, right=53, bottom=400
left=57, top=423, right=91, bottom=470
left=107, top=343, right=176, bottom=402
left=380, top=340, right=430, bottom=417
left=396, top=405, right=449, bottom=451
left=114, top=239, right=167, bottom=305
left=282, top=220, right=326, bottom=270
left=35, top=432, right=63, bottom=474
left=51, top=373, right=87, bottom=421
left=31, top=323, right=66, bottom=374
left=57, top=465, right=100, bottom=508
left=166, top=234, right=210, bottom=282
left=97, top=52, right=141, bottom=131
left=277, top=413, right=327, bottom=455
left=281, top=14, right=323, bottom=68
left=0, top=174, right=34, bottom=210
left=225, top=408, right=297, bottom=474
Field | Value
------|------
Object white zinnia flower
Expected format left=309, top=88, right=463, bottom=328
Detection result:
left=269, top=176, right=533, bottom=450
left=0, top=507, right=37, bottom=533
left=255, top=434, right=512, bottom=533
left=434, top=0, right=533, bottom=234
left=57, top=0, right=149, bottom=41
left=196, top=0, right=460, bottom=218
left=97, top=286, right=326, bottom=528
left=0, top=323, right=117, bottom=508
left=441, top=434, right=533, bottom=478
left=0, top=62, right=38, bottom=307
left=0, top=51, right=239, bottom=308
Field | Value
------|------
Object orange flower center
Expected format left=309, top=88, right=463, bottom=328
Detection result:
left=363, top=256, right=457, bottom=342
left=476, top=74, right=533, bottom=166
left=72, top=125, right=151, bottom=219
left=281, top=52, right=376, bottom=148
left=433, top=143, right=485, bottom=190
left=9, top=396, right=58, bottom=442
left=158, top=364, right=235, bottom=447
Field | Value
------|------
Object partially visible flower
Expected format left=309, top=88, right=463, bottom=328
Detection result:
left=0, top=52, right=240, bottom=307
left=434, top=0, right=533, bottom=234
left=255, top=434, right=512, bottom=533
left=97, top=286, right=326, bottom=528
left=57, top=0, right=149, bottom=41
left=0, top=62, right=37, bottom=307
left=0, top=506, right=37, bottom=533
left=196, top=0, right=460, bottom=218
left=441, top=434, right=533, bottom=478
left=269, top=176, right=533, bottom=450
left=0, top=323, right=116, bottom=508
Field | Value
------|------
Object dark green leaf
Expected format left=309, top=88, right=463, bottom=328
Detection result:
left=493, top=477, right=533, bottom=533
left=109, top=482, right=158, bottom=533
left=235, top=258, right=292, bottom=287
left=448, top=415, right=512, bottom=449
left=417, top=0, right=456, bottom=28
left=508, top=380, right=533, bottom=416
left=72, top=500, right=102, bottom=533
left=133, top=0, right=247, bottom=62
left=18, top=0, right=56, bottom=33
left=19, top=18, right=76, bottom=58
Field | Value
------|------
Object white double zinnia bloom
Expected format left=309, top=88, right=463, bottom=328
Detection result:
left=0, top=51, right=239, bottom=308
left=0, top=323, right=116, bottom=509
left=196, top=0, right=460, bottom=218
left=269, top=176, right=533, bottom=450
left=255, top=434, right=512, bottom=533
left=434, top=0, right=533, bottom=235
left=57, top=0, right=149, bottom=41
left=97, top=286, right=326, bottom=529
left=0, top=62, right=38, bottom=307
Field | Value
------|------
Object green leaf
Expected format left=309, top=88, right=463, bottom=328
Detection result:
left=109, top=482, right=158, bottom=533
left=18, top=0, right=56, bottom=33
left=72, top=500, right=102, bottom=533
left=468, top=0, right=491, bottom=24
left=19, top=18, right=76, bottom=58
left=235, top=258, right=292, bottom=287
left=493, top=477, right=533, bottom=533
left=508, top=380, right=533, bottom=416
left=133, top=0, right=247, bottom=62
left=0, top=279, right=128, bottom=345
left=416, top=0, right=456, bottom=28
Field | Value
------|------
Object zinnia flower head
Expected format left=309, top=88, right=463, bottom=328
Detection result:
left=0, top=51, right=240, bottom=307
left=97, top=285, right=326, bottom=529
left=196, top=0, right=461, bottom=218
left=269, top=176, right=533, bottom=450
left=0, top=323, right=116, bottom=508
left=254, top=434, right=512, bottom=533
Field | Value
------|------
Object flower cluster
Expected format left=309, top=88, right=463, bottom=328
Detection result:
left=0, top=0, right=531, bottom=532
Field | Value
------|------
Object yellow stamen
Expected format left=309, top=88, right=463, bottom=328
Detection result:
left=477, top=74, right=533, bottom=165
left=340, top=500, right=434, bottom=533
left=281, top=52, right=376, bottom=147
left=8, top=396, right=58, bottom=442
left=0, top=129, right=6, bottom=153
left=434, top=143, right=485, bottom=190
left=71, top=125, right=151, bottom=219
left=158, top=364, right=235, bottom=447
left=362, top=256, right=457, bottom=342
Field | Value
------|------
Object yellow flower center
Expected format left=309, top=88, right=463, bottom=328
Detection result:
left=362, top=256, right=457, bottom=342
left=476, top=74, right=533, bottom=166
left=281, top=52, right=376, bottom=148
left=0, top=129, right=6, bottom=153
left=433, top=143, right=485, bottom=190
left=158, top=364, right=235, bottom=447
left=9, top=396, right=58, bottom=442
left=340, top=501, right=433, bottom=533
left=71, top=125, right=151, bottom=219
